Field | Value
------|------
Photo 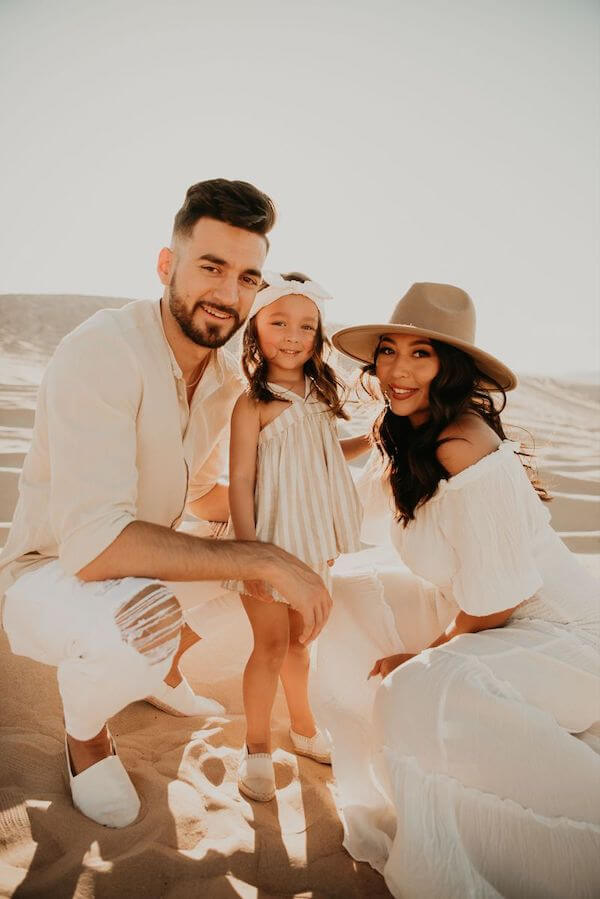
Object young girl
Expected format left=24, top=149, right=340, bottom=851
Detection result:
left=226, top=271, right=368, bottom=802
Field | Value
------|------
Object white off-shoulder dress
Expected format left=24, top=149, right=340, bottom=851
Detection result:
left=314, top=441, right=600, bottom=898
left=224, top=379, right=363, bottom=602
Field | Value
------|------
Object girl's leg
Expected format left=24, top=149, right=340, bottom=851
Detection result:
left=279, top=608, right=317, bottom=738
left=241, top=594, right=290, bottom=753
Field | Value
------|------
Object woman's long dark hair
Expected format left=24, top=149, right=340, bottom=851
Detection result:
left=362, top=339, right=549, bottom=524
left=241, top=272, right=349, bottom=420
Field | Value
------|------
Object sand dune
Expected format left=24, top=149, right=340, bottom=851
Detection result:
left=0, top=294, right=598, bottom=897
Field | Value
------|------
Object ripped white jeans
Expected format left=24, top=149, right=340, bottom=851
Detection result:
left=3, top=560, right=183, bottom=740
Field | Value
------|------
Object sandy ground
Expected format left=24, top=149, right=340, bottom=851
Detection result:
left=0, top=294, right=598, bottom=898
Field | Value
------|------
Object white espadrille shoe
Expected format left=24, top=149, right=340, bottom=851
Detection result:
left=146, top=676, right=225, bottom=717
left=238, top=746, right=276, bottom=802
left=65, top=732, right=140, bottom=828
left=289, top=728, right=332, bottom=764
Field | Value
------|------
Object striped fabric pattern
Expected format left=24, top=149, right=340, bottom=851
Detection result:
left=224, top=378, right=363, bottom=603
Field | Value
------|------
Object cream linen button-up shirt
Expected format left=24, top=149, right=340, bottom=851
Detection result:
left=0, top=299, right=243, bottom=602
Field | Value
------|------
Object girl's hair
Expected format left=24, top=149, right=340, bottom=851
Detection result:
left=241, top=271, right=349, bottom=420
left=362, top=338, right=550, bottom=524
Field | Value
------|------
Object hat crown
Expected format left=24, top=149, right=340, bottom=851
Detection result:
left=389, top=282, right=476, bottom=345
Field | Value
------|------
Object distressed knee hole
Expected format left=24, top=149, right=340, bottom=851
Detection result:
left=115, top=584, right=183, bottom=665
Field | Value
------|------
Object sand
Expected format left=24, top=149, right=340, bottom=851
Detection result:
left=0, top=294, right=598, bottom=898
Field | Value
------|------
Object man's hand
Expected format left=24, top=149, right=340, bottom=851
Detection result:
left=264, top=548, right=332, bottom=645
left=368, top=652, right=416, bottom=679
left=76, top=520, right=331, bottom=643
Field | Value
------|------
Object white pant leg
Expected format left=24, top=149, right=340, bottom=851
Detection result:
left=373, top=621, right=600, bottom=899
left=3, top=561, right=182, bottom=740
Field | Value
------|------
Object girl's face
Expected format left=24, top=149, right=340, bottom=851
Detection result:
left=374, top=333, right=440, bottom=425
left=255, top=294, right=319, bottom=371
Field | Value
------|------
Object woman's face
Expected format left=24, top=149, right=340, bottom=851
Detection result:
left=374, top=333, right=440, bottom=425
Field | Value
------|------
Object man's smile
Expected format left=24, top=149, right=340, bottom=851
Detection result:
left=198, top=302, right=235, bottom=321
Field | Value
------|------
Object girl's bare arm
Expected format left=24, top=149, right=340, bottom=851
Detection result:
left=229, top=393, right=261, bottom=541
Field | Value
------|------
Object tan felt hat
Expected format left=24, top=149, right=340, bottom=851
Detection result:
left=332, top=282, right=517, bottom=391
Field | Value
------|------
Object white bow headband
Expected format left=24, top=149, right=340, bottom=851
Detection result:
left=250, top=271, right=333, bottom=320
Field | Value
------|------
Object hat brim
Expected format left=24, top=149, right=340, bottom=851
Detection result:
left=331, top=324, right=518, bottom=391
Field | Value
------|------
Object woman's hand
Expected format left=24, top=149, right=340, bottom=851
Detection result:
left=369, top=652, right=416, bottom=679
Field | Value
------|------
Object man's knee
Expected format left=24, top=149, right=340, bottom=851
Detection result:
left=114, top=583, right=183, bottom=665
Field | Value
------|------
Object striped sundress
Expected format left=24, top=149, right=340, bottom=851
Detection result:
left=224, top=378, right=363, bottom=603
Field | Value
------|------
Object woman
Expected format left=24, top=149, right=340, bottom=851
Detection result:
left=314, top=283, right=600, bottom=898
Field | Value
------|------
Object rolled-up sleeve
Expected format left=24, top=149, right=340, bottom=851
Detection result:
left=45, top=324, right=142, bottom=575
left=187, top=437, right=228, bottom=505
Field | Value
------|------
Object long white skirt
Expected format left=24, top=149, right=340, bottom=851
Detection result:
left=313, top=550, right=600, bottom=899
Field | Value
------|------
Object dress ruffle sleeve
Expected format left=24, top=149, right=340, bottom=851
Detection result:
left=435, top=443, right=546, bottom=617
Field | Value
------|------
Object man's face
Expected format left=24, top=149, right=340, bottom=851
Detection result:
left=160, top=217, right=267, bottom=349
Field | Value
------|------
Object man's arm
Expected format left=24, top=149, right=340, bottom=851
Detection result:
left=78, top=520, right=331, bottom=644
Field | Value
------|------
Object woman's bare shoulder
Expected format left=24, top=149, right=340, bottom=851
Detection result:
left=436, top=413, right=501, bottom=476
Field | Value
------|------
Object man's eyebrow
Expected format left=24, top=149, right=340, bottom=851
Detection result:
left=197, top=254, right=262, bottom=278
left=197, top=253, right=226, bottom=265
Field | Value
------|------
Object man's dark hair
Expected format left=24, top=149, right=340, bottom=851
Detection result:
left=173, top=178, right=276, bottom=244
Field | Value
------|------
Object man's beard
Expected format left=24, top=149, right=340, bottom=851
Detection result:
left=168, top=281, right=244, bottom=349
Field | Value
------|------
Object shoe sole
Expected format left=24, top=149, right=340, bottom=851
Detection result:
left=145, top=696, right=188, bottom=717
left=238, top=779, right=275, bottom=802
left=292, top=746, right=332, bottom=765
left=145, top=696, right=224, bottom=718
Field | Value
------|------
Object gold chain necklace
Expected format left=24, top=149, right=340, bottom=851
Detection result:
left=185, top=354, right=210, bottom=390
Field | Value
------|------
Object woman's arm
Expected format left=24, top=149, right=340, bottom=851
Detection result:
left=228, top=394, right=261, bottom=541
left=428, top=606, right=518, bottom=648
left=340, top=434, right=371, bottom=461
left=369, top=605, right=520, bottom=678
left=371, top=420, right=522, bottom=679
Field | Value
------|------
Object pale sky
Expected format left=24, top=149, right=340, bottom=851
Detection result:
left=1, top=0, right=598, bottom=376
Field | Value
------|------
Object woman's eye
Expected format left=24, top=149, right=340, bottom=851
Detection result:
left=379, top=347, right=394, bottom=356
left=302, top=325, right=316, bottom=331
left=414, top=349, right=431, bottom=358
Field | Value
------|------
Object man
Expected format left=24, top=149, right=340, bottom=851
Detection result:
left=0, top=179, right=331, bottom=828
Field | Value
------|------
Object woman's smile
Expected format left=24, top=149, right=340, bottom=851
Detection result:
left=386, top=384, right=420, bottom=400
